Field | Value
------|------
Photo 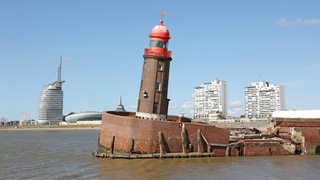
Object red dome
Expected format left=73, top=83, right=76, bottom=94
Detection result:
left=149, top=19, right=170, bottom=41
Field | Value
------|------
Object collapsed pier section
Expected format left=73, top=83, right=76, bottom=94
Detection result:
left=94, top=111, right=230, bottom=159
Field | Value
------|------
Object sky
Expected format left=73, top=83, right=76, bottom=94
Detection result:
left=1, top=0, right=320, bottom=121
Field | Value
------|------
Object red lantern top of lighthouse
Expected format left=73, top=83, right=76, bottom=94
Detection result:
left=149, top=19, right=170, bottom=41
left=144, top=17, right=172, bottom=58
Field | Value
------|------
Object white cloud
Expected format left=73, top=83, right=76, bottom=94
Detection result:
left=275, top=17, right=320, bottom=26
left=275, top=17, right=289, bottom=26
left=128, top=104, right=137, bottom=110
left=168, top=103, right=179, bottom=110
left=229, top=100, right=242, bottom=107
left=228, top=100, right=243, bottom=117
left=296, top=18, right=320, bottom=25
left=228, top=107, right=243, bottom=117
left=169, top=100, right=194, bottom=117
left=180, top=101, right=193, bottom=110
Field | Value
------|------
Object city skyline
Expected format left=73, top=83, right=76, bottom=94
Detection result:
left=1, top=1, right=320, bottom=120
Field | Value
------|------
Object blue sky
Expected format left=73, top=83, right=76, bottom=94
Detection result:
left=1, top=0, right=320, bottom=120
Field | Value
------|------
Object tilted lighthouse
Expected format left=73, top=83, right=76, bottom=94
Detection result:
left=136, top=18, right=172, bottom=120
left=96, top=16, right=230, bottom=158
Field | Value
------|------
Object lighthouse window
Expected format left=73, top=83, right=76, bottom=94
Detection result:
left=153, top=102, right=159, bottom=114
left=150, top=40, right=167, bottom=49
left=156, top=82, right=161, bottom=91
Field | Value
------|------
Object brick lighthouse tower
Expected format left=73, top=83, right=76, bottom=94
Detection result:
left=136, top=18, right=172, bottom=120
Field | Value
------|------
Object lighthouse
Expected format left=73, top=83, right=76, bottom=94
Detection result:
left=136, top=18, right=172, bottom=120
left=96, top=16, right=230, bottom=159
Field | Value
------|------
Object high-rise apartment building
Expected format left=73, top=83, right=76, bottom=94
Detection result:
left=245, top=81, right=285, bottom=119
left=193, top=79, right=227, bottom=120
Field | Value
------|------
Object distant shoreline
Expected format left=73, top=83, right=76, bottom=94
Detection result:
left=0, top=125, right=101, bottom=131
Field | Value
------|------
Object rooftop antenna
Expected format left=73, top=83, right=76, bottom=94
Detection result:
left=56, top=56, right=65, bottom=87
left=58, top=56, right=62, bottom=82
left=119, top=96, right=123, bottom=106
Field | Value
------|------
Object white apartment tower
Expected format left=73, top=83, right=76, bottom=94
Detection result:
left=193, top=79, right=227, bottom=120
left=245, top=81, right=285, bottom=119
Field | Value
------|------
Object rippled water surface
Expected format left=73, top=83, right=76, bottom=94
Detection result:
left=1, top=129, right=319, bottom=180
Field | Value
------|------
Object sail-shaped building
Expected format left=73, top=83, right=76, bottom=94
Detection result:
left=37, top=57, right=65, bottom=125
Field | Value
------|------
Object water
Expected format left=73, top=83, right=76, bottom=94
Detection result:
left=1, top=129, right=319, bottom=180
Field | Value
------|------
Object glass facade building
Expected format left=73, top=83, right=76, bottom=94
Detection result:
left=37, top=58, right=64, bottom=125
